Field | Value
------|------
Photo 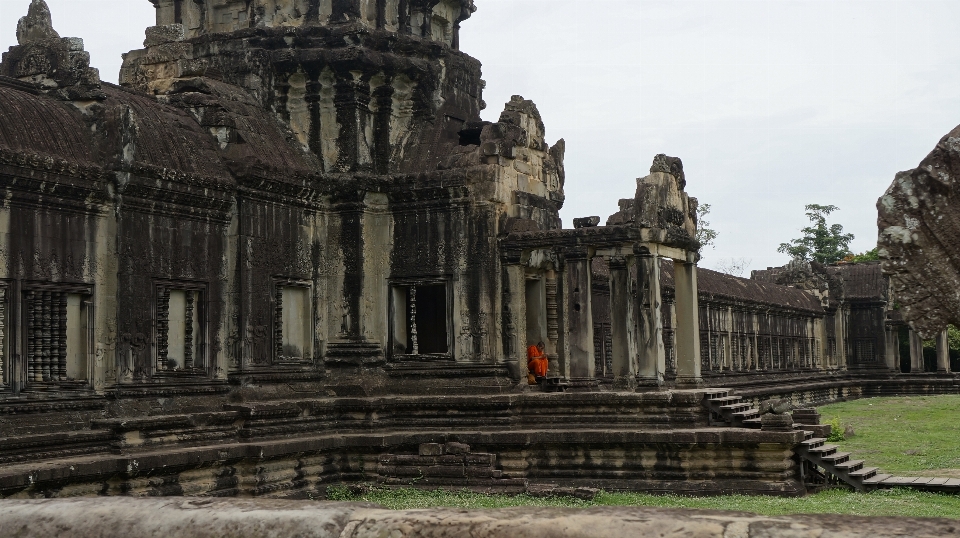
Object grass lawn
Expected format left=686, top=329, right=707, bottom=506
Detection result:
left=329, top=487, right=960, bottom=519
left=326, top=395, right=960, bottom=518
left=818, top=394, right=960, bottom=477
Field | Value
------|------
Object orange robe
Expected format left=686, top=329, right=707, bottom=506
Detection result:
left=527, top=345, right=549, bottom=378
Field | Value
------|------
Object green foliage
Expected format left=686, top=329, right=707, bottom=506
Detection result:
left=948, top=325, right=960, bottom=352
left=778, top=204, right=855, bottom=264
left=826, top=417, right=845, bottom=442
left=696, top=203, right=718, bottom=251
left=920, top=325, right=960, bottom=351
left=845, top=248, right=880, bottom=263
left=325, top=485, right=353, bottom=501
left=330, top=486, right=960, bottom=519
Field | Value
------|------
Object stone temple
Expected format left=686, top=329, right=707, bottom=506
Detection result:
left=0, top=0, right=956, bottom=499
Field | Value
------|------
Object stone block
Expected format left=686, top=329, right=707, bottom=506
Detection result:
left=444, top=442, right=470, bottom=455
left=145, top=24, right=184, bottom=47
left=464, top=453, right=495, bottom=465
left=573, top=216, right=601, bottom=228
left=760, top=413, right=795, bottom=432
left=419, top=443, right=443, bottom=456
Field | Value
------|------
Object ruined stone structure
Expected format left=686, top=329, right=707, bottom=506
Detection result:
left=0, top=0, right=955, bottom=500
left=879, top=123, right=960, bottom=340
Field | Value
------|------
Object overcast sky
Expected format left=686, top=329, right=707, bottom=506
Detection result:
left=2, top=0, right=959, bottom=273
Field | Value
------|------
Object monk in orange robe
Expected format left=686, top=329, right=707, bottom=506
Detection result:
left=527, top=341, right=548, bottom=384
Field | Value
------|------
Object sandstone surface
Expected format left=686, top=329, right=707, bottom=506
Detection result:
left=0, top=498, right=957, bottom=538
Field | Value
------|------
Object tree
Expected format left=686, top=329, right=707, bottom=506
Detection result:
left=778, top=204, right=854, bottom=264
left=696, top=203, right=718, bottom=251
left=844, top=248, right=879, bottom=263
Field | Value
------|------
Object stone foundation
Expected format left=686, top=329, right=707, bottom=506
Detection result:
left=0, top=390, right=803, bottom=499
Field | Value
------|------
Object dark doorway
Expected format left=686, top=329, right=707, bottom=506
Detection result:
left=413, top=284, right=448, bottom=355
left=898, top=326, right=910, bottom=373
left=391, top=282, right=450, bottom=357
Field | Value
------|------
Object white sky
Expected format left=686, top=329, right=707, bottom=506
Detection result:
left=2, top=0, right=959, bottom=273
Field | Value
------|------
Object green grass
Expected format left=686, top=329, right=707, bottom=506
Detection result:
left=328, top=486, right=960, bottom=519
left=324, top=395, right=960, bottom=518
left=818, top=395, right=960, bottom=475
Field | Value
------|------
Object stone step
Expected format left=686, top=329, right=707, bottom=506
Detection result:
left=834, top=459, right=864, bottom=472
left=863, top=473, right=893, bottom=485
left=742, top=418, right=761, bottom=428
left=732, top=409, right=759, bottom=419
left=848, top=466, right=878, bottom=479
left=719, top=403, right=751, bottom=411
left=800, top=437, right=826, bottom=447
left=709, top=396, right=742, bottom=404
left=820, top=452, right=851, bottom=464
left=808, top=444, right=838, bottom=455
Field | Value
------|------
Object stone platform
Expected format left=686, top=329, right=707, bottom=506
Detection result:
left=0, top=390, right=804, bottom=498
left=0, top=498, right=957, bottom=538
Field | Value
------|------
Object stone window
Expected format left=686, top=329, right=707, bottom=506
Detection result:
left=23, top=286, right=91, bottom=384
left=274, top=281, right=313, bottom=362
left=390, top=281, right=450, bottom=359
left=854, top=338, right=876, bottom=363
left=156, top=284, right=204, bottom=372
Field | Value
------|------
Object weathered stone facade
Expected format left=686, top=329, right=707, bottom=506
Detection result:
left=0, top=0, right=955, bottom=500
left=878, top=122, right=960, bottom=339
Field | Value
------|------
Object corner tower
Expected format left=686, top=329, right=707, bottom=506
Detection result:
left=124, top=0, right=481, bottom=174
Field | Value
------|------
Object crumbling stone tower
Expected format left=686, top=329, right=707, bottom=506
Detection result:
left=123, top=0, right=488, bottom=175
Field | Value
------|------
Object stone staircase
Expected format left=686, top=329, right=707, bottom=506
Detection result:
left=703, top=389, right=960, bottom=494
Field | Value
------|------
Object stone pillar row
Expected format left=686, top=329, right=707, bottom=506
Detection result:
left=557, top=246, right=701, bottom=387
left=905, top=328, right=953, bottom=373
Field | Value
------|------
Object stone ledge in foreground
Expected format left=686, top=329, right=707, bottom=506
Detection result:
left=0, top=497, right=958, bottom=537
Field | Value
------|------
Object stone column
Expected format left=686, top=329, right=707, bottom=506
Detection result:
left=635, top=248, right=665, bottom=386
left=908, top=329, right=924, bottom=373
left=564, top=249, right=594, bottom=379
left=884, top=328, right=900, bottom=372
left=609, top=256, right=639, bottom=389
left=936, top=329, right=951, bottom=373
left=502, top=262, right=527, bottom=380
left=674, top=260, right=701, bottom=385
